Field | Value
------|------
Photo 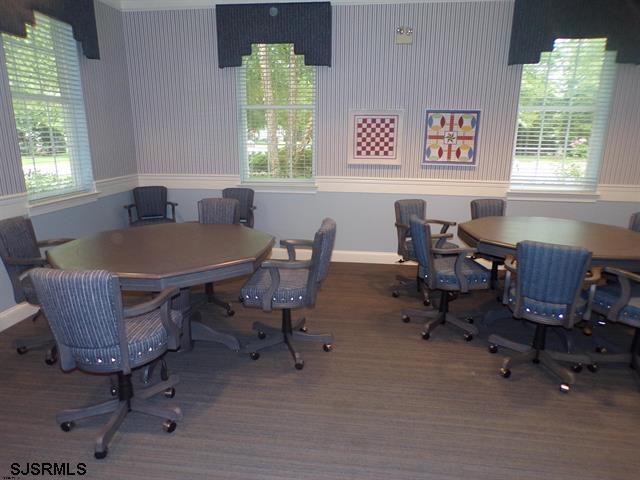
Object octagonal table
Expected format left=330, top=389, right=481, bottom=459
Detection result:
left=47, top=222, right=275, bottom=351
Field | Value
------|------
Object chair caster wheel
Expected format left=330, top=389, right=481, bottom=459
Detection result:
left=294, top=361, right=304, bottom=370
left=423, top=299, right=431, bottom=307
left=323, top=343, right=333, bottom=352
left=164, top=387, right=176, bottom=399
left=465, top=317, right=474, bottom=324
left=227, top=309, right=235, bottom=317
left=421, top=331, right=430, bottom=340
left=532, top=358, right=540, bottom=364
left=595, top=346, right=607, bottom=354
left=60, top=421, right=74, bottom=432
left=110, top=386, right=118, bottom=397
left=45, top=355, right=57, bottom=366
left=463, top=333, right=473, bottom=342
left=299, top=326, right=308, bottom=333
left=572, top=363, right=583, bottom=373
left=16, top=346, right=28, bottom=355
left=488, top=344, right=498, bottom=354
left=162, top=420, right=177, bottom=433
left=402, top=315, right=410, bottom=323
left=560, top=383, right=570, bottom=393
left=257, top=331, right=266, bottom=340
left=94, top=449, right=108, bottom=460
left=250, top=352, right=260, bottom=361
left=500, top=368, right=511, bottom=378
left=391, top=291, right=399, bottom=298
left=238, top=296, right=244, bottom=303
left=587, top=363, right=598, bottom=373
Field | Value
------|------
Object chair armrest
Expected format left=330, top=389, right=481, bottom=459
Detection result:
left=257, top=259, right=312, bottom=311
left=123, top=287, right=180, bottom=318
left=167, top=201, right=178, bottom=207
left=431, top=246, right=477, bottom=256
left=37, top=238, right=74, bottom=248
left=124, top=204, right=136, bottom=224
left=166, top=201, right=178, bottom=221
left=425, top=218, right=456, bottom=234
left=6, top=256, right=47, bottom=267
left=604, top=267, right=640, bottom=284
left=123, top=204, right=136, bottom=210
left=261, top=259, right=312, bottom=270
left=431, top=233, right=454, bottom=240
left=503, top=255, right=517, bottom=273
left=583, top=267, right=603, bottom=287
left=599, top=267, right=640, bottom=321
left=280, top=239, right=314, bottom=260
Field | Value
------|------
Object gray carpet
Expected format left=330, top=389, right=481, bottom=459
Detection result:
left=1, top=263, right=639, bottom=479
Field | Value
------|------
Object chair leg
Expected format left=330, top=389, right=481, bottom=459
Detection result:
left=94, top=402, right=129, bottom=458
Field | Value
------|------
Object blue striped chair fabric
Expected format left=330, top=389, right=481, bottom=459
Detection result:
left=197, top=198, right=241, bottom=225
left=629, top=212, right=640, bottom=232
left=470, top=198, right=506, bottom=219
left=133, top=186, right=169, bottom=218
left=592, top=283, right=640, bottom=327
left=223, top=188, right=255, bottom=227
left=395, top=199, right=425, bottom=260
left=0, top=216, right=42, bottom=304
left=29, top=269, right=182, bottom=374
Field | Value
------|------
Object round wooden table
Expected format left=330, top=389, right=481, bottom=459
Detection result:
left=458, top=216, right=640, bottom=271
left=47, top=222, right=275, bottom=351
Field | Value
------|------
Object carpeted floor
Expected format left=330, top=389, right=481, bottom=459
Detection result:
left=0, top=262, right=638, bottom=479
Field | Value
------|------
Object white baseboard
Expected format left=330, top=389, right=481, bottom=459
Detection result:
left=270, top=247, right=402, bottom=264
left=0, top=302, right=40, bottom=333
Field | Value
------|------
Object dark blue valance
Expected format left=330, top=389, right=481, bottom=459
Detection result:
left=215, top=2, right=331, bottom=68
left=0, top=0, right=99, bottom=59
left=509, top=0, right=640, bottom=65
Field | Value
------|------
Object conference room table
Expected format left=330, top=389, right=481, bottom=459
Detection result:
left=458, top=216, right=640, bottom=271
left=47, top=222, right=275, bottom=352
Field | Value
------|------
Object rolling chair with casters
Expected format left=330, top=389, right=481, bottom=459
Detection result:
left=588, top=267, right=640, bottom=382
left=197, top=197, right=241, bottom=316
left=392, top=199, right=457, bottom=305
left=240, top=218, right=337, bottom=369
left=29, top=268, right=183, bottom=459
left=223, top=187, right=256, bottom=228
left=124, top=186, right=178, bottom=226
left=487, top=241, right=598, bottom=393
left=470, top=198, right=506, bottom=290
left=629, top=212, right=640, bottom=232
left=400, top=215, right=489, bottom=341
left=0, top=216, right=73, bottom=365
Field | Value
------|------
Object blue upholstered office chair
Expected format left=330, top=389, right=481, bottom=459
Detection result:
left=400, top=215, right=489, bottom=341
left=0, top=216, right=72, bottom=364
left=124, top=186, right=178, bottom=226
left=488, top=241, right=596, bottom=392
left=629, top=212, right=640, bottom=232
left=240, top=218, right=336, bottom=369
left=197, top=197, right=241, bottom=316
left=470, top=198, right=506, bottom=289
left=29, top=268, right=182, bottom=459
left=392, top=199, right=457, bottom=305
left=223, top=187, right=256, bottom=227
left=589, top=267, right=640, bottom=381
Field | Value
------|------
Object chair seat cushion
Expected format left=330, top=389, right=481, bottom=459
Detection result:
left=592, top=284, right=640, bottom=327
left=72, top=309, right=182, bottom=372
left=241, top=268, right=309, bottom=309
left=420, top=256, right=490, bottom=290
left=131, top=217, right=174, bottom=227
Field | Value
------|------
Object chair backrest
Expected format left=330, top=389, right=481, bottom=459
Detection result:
left=0, top=216, right=40, bottom=303
left=29, top=268, right=130, bottom=373
left=133, top=186, right=168, bottom=219
left=305, top=218, right=337, bottom=306
left=198, top=198, right=241, bottom=224
left=409, top=215, right=436, bottom=288
left=223, top=188, right=255, bottom=227
left=513, top=240, right=591, bottom=328
left=395, top=199, right=426, bottom=226
left=629, top=212, right=640, bottom=232
left=470, top=198, right=506, bottom=219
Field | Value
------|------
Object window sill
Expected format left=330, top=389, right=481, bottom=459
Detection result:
left=240, top=180, right=318, bottom=194
left=28, top=190, right=99, bottom=216
left=506, top=189, right=600, bottom=203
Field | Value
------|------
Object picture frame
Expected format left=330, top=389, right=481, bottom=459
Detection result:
left=422, top=110, right=480, bottom=166
left=347, top=110, right=403, bottom=165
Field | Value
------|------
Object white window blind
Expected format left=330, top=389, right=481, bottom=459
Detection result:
left=237, top=44, right=315, bottom=181
left=2, top=13, right=94, bottom=201
left=511, top=38, right=616, bottom=191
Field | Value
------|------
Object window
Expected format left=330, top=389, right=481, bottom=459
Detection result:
left=511, top=38, right=616, bottom=191
left=237, top=44, right=315, bottom=182
left=2, top=13, right=94, bottom=201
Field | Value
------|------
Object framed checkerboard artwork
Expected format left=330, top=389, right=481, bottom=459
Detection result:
left=423, top=110, right=480, bottom=166
left=348, top=110, right=402, bottom=165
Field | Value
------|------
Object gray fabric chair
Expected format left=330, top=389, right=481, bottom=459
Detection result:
left=197, top=197, right=241, bottom=316
left=124, top=186, right=178, bottom=226
left=400, top=215, right=489, bottom=341
left=223, top=187, right=256, bottom=228
left=29, top=268, right=183, bottom=459
left=392, top=199, right=457, bottom=304
left=488, top=241, right=597, bottom=392
left=629, top=212, right=640, bottom=232
left=240, top=218, right=337, bottom=369
left=470, top=198, right=506, bottom=289
left=0, top=216, right=72, bottom=364
left=588, top=267, right=640, bottom=380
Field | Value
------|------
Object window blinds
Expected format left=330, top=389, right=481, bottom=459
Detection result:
left=2, top=13, right=94, bottom=200
left=511, top=38, right=616, bottom=191
left=237, top=44, right=316, bottom=181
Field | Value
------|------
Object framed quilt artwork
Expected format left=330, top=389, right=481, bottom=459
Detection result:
left=348, top=110, right=402, bottom=165
left=423, top=110, right=480, bottom=166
